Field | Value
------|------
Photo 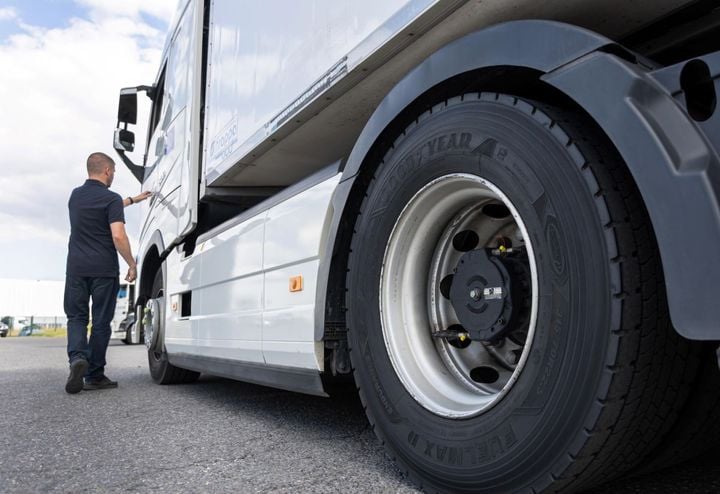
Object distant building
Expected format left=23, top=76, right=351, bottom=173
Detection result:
left=0, top=279, right=66, bottom=328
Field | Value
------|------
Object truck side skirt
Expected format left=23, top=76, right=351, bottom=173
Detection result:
left=162, top=169, right=342, bottom=371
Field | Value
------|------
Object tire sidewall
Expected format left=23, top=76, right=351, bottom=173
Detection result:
left=347, top=97, right=614, bottom=489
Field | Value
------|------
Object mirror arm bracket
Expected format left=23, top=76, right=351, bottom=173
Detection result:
left=116, top=150, right=145, bottom=183
left=136, top=85, right=155, bottom=100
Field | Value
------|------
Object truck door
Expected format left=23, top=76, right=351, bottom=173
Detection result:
left=170, top=2, right=200, bottom=238
left=142, top=2, right=199, bottom=246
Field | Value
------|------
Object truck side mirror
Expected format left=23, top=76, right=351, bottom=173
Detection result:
left=117, top=87, right=138, bottom=125
left=113, top=84, right=154, bottom=183
left=114, top=128, right=135, bottom=152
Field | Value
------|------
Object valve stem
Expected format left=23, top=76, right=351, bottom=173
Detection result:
left=433, top=329, right=470, bottom=342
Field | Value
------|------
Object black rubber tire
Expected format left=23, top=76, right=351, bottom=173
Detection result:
left=637, top=343, right=720, bottom=473
left=345, top=93, right=700, bottom=493
left=147, top=268, right=200, bottom=385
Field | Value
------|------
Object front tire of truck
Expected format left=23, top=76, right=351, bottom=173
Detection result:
left=345, top=93, right=699, bottom=492
left=146, top=268, right=200, bottom=385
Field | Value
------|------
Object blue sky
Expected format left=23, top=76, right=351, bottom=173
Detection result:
left=0, top=0, right=177, bottom=280
left=0, top=1, right=170, bottom=39
left=0, top=1, right=86, bottom=40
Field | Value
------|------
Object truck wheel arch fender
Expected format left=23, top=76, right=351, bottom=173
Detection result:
left=136, top=230, right=165, bottom=309
left=339, top=20, right=615, bottom=181
left=326, top=19, right=720, bottom=340
left=543, top=52, right=720, bottom=339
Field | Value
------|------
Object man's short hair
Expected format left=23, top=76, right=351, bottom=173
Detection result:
left=87, top=152, right=115, bottom=176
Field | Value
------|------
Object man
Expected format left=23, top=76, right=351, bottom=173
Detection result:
left=64, top=152, right=151, bottom=394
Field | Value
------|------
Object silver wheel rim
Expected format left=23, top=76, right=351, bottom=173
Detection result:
left=144, top=298, right=162, bottom=352
left=380, top=173, right=538, bottom=418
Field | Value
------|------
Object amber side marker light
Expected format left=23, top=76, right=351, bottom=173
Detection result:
left=289, top=276, right=304, bottom=292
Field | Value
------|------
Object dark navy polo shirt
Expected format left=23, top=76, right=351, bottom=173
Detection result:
left=66, top=179, right=125, bottom=277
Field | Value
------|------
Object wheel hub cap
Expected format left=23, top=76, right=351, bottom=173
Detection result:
left=449, top=248, right=511, bottom=341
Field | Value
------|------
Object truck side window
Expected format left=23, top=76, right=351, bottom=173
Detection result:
left=148, top=69, right=166, bottom=139
left=166, top=21, right=191, bottom=120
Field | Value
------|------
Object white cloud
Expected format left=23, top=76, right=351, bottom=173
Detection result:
left=0, top=7, right=18, bottom=21
left=0, top=211, right=66, bottom=244
left=76, top=0, right=180, bottom=23
left=0, top=1, right=177, bottom=280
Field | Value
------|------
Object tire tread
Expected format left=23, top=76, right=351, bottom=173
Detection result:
left=345, top=92, right=704, bottom=492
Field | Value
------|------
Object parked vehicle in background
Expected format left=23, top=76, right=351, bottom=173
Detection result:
left=110, top=282, right=138, bottom=344
left=118, top=313, right=137, bottom=345
left=19, top=324, right=42, bottom=337
left=113, top=0, right=720, bottom=491
left=0, top=322, right=8, bottom=338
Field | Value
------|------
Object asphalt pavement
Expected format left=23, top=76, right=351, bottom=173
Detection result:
left=1, top=338, right=718, bottom=493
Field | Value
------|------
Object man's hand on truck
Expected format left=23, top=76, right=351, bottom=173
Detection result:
left=123, top=191, right=152, bottom=207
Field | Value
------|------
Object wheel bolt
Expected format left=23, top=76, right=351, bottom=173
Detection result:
left=469, top=289, right=481, bottom=300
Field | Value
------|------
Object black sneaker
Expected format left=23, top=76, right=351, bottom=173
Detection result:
left=83, top=375, right=118, bottom=390
left=65, top=359, right=89, bottom=394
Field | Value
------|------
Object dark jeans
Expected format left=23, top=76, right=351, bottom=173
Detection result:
left=64, top=275, right=119, bottom=380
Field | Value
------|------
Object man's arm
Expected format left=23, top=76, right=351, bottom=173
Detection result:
left=123, top=191, right=152, bottom=208
left=110, top=222, right=137, bottom=282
